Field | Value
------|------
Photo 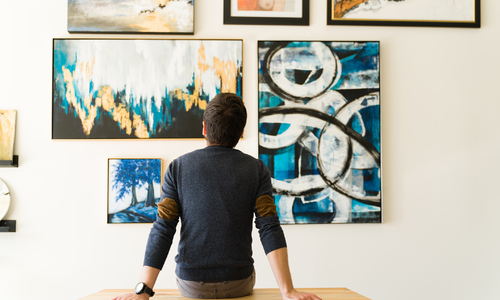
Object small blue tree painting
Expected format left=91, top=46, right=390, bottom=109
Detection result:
left=108, top=158, right=162, bottom=223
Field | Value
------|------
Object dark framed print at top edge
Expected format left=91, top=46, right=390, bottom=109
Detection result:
left=327, top=0, right=480, bottom=28
left=224, top=0, right=309, bottom=25
left=67, top=0, right=195, bottom=34
left=52, top=38, right=243, bottom=140
left=258, top=41, right=382, bottom=224
left=107, top=158, right=163, bottom=224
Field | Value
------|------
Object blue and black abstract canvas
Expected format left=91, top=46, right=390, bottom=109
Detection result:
left=52, top=39, right=243, bottom=139
left=258, top=41, right=381, bottom=224
left=108, top=158, right=162, bottom=224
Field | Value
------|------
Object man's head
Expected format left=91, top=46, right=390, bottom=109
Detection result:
left=203, top=93, right=247, bottom=148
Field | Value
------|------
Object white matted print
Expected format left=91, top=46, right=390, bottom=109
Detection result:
left=224, top=0, right=309, bottom=25
left=328, top=0, right=480, bottom=28
left=231, top=0, right=303, bottom=18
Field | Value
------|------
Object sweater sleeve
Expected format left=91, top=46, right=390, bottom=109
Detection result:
left=143, top=162, right=180, bottom=270
left=254, top=162, right=287, bottom=254
left=143, top=215, right=179, bottom=270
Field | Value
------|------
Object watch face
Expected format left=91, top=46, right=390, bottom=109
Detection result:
left=135, top=282, right=144, bottom=293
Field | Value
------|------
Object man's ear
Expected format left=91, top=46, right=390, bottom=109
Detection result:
left=202, top=121, right=207, bottom=136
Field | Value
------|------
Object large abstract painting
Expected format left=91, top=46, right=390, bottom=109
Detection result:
left=327, top=0, right=480, bottom=28
left=108, top=158, right=162, bottom=224
left=258, top=41, right=381, bottom=224
left=68, top=0, right=194, bottom=34
left=53, top=39, right=243, bottom=139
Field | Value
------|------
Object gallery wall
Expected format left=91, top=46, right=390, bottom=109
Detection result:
left=1, top=1, right=499, bottom=300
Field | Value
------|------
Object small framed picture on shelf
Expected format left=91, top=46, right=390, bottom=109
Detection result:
left=0, top=110, right=16, bottom=163
left=107, top=158, right=163, bottom=224
left=0, top=178, right=11, bottom=221
left=327, top=0, right=480, bottom=28
left=224, top=0, right=309, bottom=25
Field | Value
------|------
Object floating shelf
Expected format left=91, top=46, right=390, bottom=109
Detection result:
left=0, top=155, right=18, bottom=167
left=0, top=220, right=16, bottom=232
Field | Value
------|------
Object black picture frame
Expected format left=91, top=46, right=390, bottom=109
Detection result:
left=257, top=40, right=382, bottom=224
left=224, top=0, right=309, bottom=26
left=327, top=0, right=480, bottom=28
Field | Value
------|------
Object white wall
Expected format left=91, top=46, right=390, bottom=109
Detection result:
left=1, top=1, right=499, bottom=299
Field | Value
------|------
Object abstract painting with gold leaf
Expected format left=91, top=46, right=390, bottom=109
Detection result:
left=68, top=0, right=194, bottom=34
left=52, top=39, right=242, bottom=139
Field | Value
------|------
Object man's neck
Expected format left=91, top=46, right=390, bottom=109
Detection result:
left=206, top=141, right=233, bottom=148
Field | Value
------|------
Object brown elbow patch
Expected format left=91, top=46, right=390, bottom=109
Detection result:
left=255, top=195, right=277, bottom=217
left=158, top=198, right=179, bottom=220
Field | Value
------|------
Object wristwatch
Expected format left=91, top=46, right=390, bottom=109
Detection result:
left=135, top=282, right=155, bottom=297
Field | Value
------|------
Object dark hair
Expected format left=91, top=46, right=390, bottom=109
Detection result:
left=203, top=93, right=247, bottom=148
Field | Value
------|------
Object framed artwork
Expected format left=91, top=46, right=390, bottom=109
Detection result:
left=52, top=39, right=243, bottom=139
left=0, top=178, right=11, bottom=221
left=327, top=0, right=480, bottom=28
left=108, top=158, right=162, bottom=224
left=258, top=41, right=381, bottom=224
left=224, top=0, right=309, bottom=25
left=68, top=0, right=194, bottom=34
left=0, top=110, right=16, bottom=161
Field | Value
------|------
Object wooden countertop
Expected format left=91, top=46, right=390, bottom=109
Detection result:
left=79, top=288, right=371, bottom=300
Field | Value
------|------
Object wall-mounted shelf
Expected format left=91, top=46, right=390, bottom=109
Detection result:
left=0, top=220, right=16, bottom=232
left=0, top=155, right=18, bottom=167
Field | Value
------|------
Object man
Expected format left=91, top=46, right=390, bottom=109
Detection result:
left=114, top=93, right=321, bottom=300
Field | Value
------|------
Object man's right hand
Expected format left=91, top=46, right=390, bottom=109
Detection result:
left=112, top=292, right=149, bottom=300
left=266, top=248, right=322, bottom=300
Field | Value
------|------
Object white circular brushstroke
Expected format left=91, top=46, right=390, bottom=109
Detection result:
left=318, top=124, right=350, bottom=183
left=269, top=42, right=339, bottom=98
left=330, top=191, right=352, bottom=223
left=272, top=175, right=327, bottom=196
left=276, top=195, right=296, bottom=224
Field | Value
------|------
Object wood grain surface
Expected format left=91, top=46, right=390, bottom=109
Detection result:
left=79, top=288, right=371, bottom=300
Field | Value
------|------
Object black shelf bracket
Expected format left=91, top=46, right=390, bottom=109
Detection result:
left=0, top=155, right=18, bottom=167
left=0, top=220, right=16, bottom=232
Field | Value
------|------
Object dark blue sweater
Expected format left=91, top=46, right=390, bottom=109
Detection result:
left=144, top=146, right=287, bottom=281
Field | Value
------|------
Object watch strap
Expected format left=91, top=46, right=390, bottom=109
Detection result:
left=143, top=284, right=155, bottom=297
left=136, top=282, right=155, bottom=297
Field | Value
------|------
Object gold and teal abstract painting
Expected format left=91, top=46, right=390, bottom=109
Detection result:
left=258, top=41, right=381, bottom=224
left=52, top=39, right=242, bottom=139
left=68, top=0, right=194, bottom=34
